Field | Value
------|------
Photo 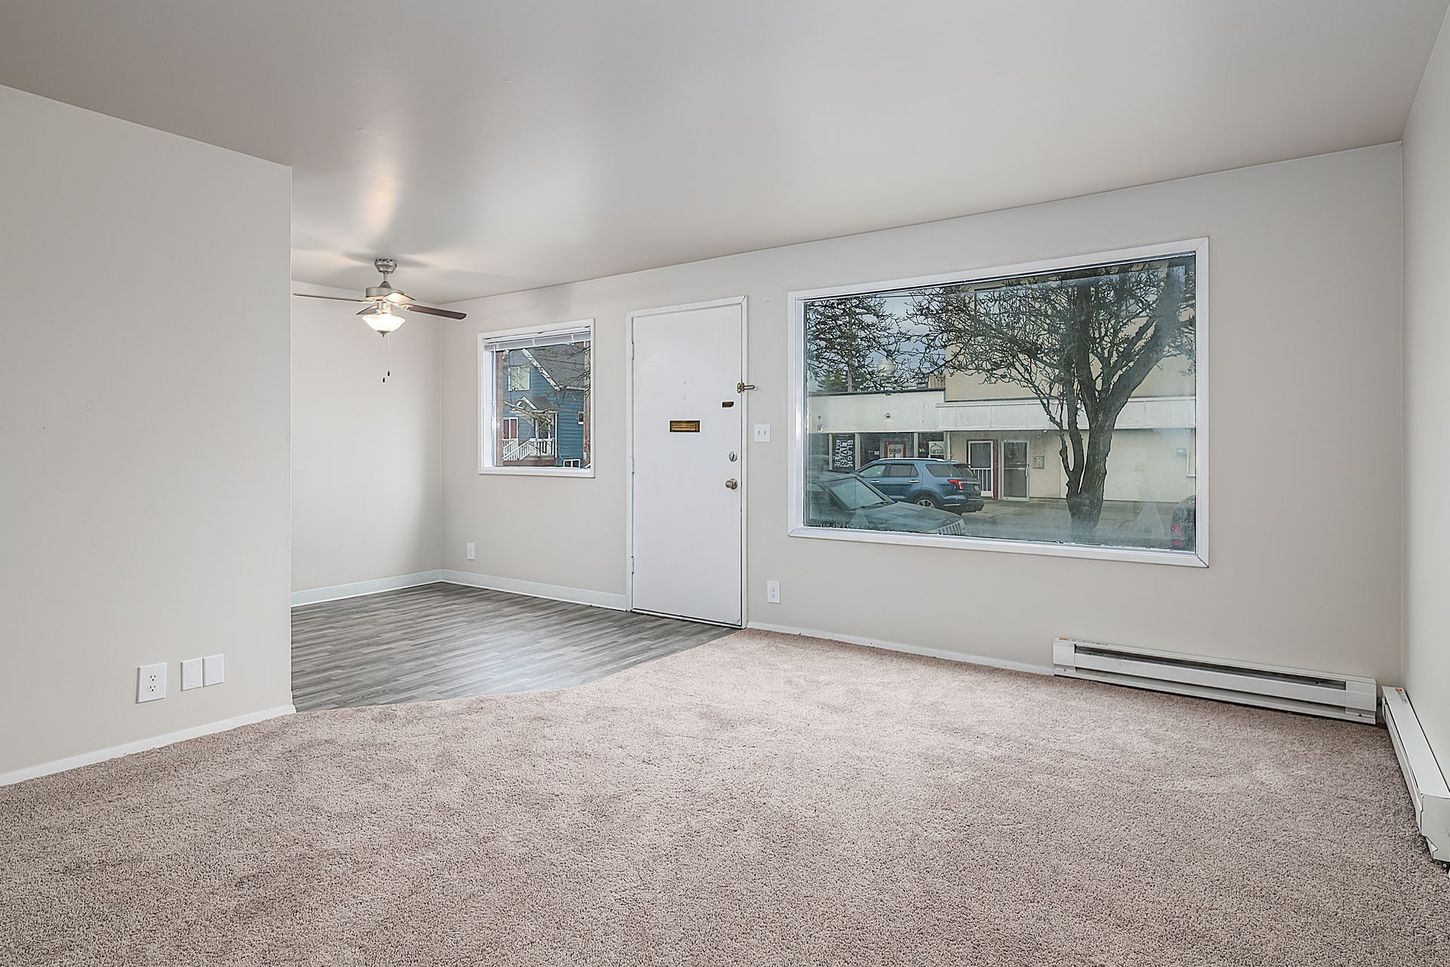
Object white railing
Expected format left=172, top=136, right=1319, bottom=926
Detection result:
left=503, top=437, right=556, bottom=461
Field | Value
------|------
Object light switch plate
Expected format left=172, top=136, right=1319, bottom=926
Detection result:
left=753, top=424, right=770, bottom=443
left=466, top=542, right=476, bottom=561
left=137, top=663, right=167, bottom=703
left=180, top=658, right=204, bottom=691
left=203, top=654, right=225, bottom=687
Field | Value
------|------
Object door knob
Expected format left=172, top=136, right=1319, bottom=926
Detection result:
left=725, top=478, right=739, bottom=490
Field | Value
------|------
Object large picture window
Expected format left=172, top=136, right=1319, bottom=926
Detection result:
left=791, top=241, right=1205, bottom=565
left=478, top=322, right=593, bottom=476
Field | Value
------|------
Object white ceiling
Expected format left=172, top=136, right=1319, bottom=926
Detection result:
left=2, top=1, right=1446, bottom=303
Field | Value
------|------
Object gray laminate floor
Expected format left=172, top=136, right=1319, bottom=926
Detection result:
left=291, top=583, right=734, bottom=711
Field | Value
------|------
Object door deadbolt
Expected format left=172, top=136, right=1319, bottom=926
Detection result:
left=725, top=478, right=739, bottom=490
left=728, top=451, right=738, bottom=462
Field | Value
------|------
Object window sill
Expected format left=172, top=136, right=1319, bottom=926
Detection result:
left=788, top=524, right=1208, bottom=567
left=478, top=466, right=595, bottom=479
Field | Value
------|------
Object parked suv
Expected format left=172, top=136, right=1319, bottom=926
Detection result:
left=857, top=459, right=985, bottom=513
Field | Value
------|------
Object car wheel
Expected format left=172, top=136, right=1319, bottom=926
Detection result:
left=914, top=494, right=942, bottom=509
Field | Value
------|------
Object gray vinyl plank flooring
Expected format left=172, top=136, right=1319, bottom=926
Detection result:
left=290, top=583, right=734, bottom=712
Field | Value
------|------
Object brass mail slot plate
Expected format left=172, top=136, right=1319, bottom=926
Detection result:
left=669, top=420, right=701, bottom=433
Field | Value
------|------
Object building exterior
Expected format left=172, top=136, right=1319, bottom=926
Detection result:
left=497, top=347, right=591, bottom=468
left=806, top=358, right=1195, bottom=504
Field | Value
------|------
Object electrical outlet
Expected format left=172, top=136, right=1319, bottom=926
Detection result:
left=137, top=663, right=167, bottom=703
left=766, top=580, right=781, bottom=604
left=466, top=542, right=476, bottom=561
left=203, top=654, right=225, bottom=687
left=181, top=658, right=204, bottom=691
left=753, top=424, right=771, bottom=443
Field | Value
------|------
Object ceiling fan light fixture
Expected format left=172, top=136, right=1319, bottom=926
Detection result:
left=359, top=302, right=406, bottom=334
left=293, top=256, right=467, bottom=326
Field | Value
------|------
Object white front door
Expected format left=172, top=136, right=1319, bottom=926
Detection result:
left=629, top=300, right=745, bottom=626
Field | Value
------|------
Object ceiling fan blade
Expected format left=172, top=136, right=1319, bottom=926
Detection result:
left=400, top=303, right=468, bottom=320
left=292, top=292, right=368, bottom=303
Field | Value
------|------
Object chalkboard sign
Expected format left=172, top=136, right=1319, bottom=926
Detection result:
left=831, top=434, right=856, bottom=472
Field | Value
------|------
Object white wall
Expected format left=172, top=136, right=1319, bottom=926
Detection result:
left=1404, top=10, right=1450, bottom=763
left=291, top=285, right=442, bottom=598
left=0, top=86, right=292, bottom=776
left=441, top=145, right=1404, bottom=682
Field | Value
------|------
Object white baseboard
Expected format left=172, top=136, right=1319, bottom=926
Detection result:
left=291, top=567, right=626, bottom=613
left=1382, top=686, right=1450, bottom=863
left=291, top=570, right=445, bottom=607
left=746, top=620, right=1053, bottom=676
left=441, top=569, right=627, bottom=611
left=0, top=705, right=296, bottom=787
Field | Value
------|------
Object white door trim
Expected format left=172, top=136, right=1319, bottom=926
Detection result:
left=965, top=438, right=996, bottom=498
left=1002, top=438, right=1031, bottom=501
left=624, top=296, right=748, bottom=625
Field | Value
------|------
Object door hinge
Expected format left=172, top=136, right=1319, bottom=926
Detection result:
left=736, top=381, right=756, bottom=393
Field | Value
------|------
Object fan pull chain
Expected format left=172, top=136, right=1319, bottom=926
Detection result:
left=381, top=331, right=391, bottom=384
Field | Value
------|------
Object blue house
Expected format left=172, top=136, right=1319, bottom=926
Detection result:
left=499, top=344, right=590, bottom=468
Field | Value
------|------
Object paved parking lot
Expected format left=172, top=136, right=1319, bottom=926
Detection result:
left=957, top=497, right=1180, bottom=549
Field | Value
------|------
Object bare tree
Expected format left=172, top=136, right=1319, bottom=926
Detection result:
left=912, top=256, right=1195, bottom=540
left=804, top=295, right=906, bottom=393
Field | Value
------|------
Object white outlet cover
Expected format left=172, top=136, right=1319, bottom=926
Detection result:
left=203, top=653, right=225, bottom=687
left=181, top=658, right=204, bottom=691
left=137, top=663, right=167, bottom=703
left=753, top=424, right=771, bottom=443
left=466, top=541, right=476, bottom=561
left=766, top=580, right=781, bottom=603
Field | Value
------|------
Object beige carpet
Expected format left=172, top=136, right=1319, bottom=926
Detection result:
left=2, top=631, right=1447, bottom=966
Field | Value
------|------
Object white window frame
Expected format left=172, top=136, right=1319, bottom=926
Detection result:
left=478, top=320, right=595, bottom=478
left=506, top=361, right=531, bottom=392
left=787, top=238, right=1209, bottom=568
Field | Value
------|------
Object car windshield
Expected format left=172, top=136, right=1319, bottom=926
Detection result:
left=826, top=476, right=893, bottom=510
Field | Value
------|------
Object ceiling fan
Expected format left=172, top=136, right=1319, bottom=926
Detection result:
left=293, top=258, right=467, bottom=332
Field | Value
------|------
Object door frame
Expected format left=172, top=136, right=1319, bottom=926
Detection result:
left=1002, top=438, right=1030, bottom=501
left=624, top=296, right=749, bottom=625
left=965, top=438, right=996, bottom=498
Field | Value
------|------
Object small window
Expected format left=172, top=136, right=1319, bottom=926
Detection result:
left=506, top=363, right=530, bottom=392
left=479, top=322, right=593, bottom=475
left=858, top=464, right=886, bottom=480
left=925, top=463, right=959, bottom=478
left=885, top=464, right=915, bottom=478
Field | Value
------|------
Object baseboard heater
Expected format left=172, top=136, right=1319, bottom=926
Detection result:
left=1381, top=686, right=1450, bottom=863
left=1051, top=637, right=1377, bottom=724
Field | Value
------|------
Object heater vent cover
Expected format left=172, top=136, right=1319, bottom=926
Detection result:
left=1381, top=686, right=1450, bottom=863
left=1052, top=637, right=1377, bottom=723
